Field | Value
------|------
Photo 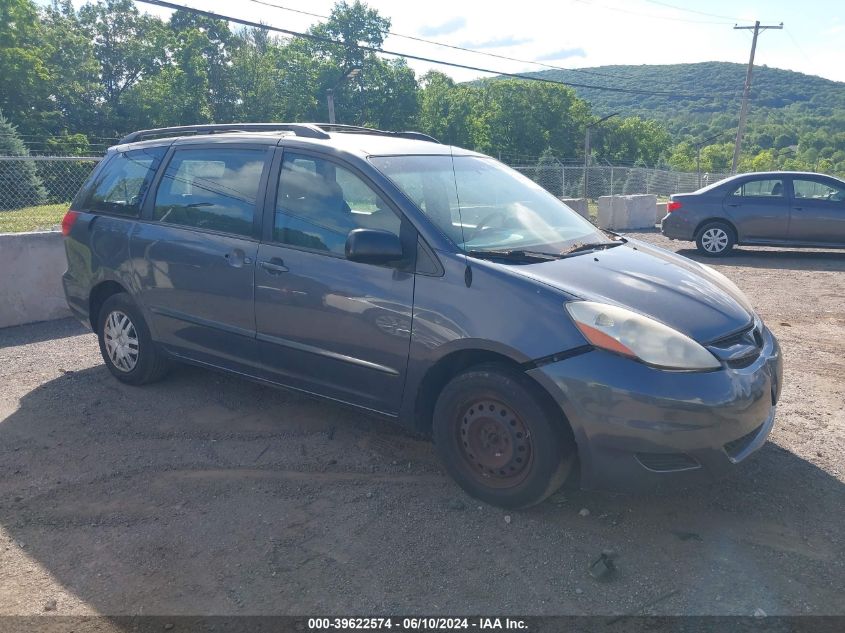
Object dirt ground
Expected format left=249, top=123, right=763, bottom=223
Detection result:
left=0, top=231, right=843, bottom=619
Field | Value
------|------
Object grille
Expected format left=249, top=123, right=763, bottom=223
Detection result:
left=635, top=452, right=701, bottom=473
left=708, top=323, right=764, bottom=368
left=726, top=352, right=760, bottom=369
left=724, top=424, right=763, bottom=459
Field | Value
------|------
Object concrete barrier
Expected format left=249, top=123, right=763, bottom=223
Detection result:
left=0, top=231, right=70, bottom=329
left=597, top=194, right=657, bottom=230
left=560, top=197, right=590, bottom=220
left=656, top=201, right=667, bottom=225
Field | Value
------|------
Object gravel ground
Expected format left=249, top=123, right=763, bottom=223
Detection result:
left=0, top=231, right=843, bottom=619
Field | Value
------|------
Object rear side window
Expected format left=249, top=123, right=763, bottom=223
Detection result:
left=85, top=147, right=165, bottom=216
left=731, top=179, right=784, bottom=198
left=153, top=148, right=266, bottom=237
left=793, top=178, right=845, bottom=202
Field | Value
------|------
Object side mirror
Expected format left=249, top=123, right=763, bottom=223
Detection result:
left=345, top=228, right=404, bottom=265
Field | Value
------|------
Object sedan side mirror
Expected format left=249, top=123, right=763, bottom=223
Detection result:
left=345, top=228, right=404, bottom=265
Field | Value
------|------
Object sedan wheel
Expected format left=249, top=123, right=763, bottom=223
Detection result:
left=696, top=222, right=735, bottom=256
left=701, top=228, right=729, bottom=253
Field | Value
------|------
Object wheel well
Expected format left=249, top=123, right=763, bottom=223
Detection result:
left=695, top=218, right=737, bottom=241
left=88, top=281, right=127, bottom=330
left=413, top=349, right=574, bottom=447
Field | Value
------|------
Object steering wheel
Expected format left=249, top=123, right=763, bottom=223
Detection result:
left=468, top=210, right=509, bottom=240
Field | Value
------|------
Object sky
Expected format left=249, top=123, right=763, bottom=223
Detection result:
left=61, top=0, right=845, bottom=83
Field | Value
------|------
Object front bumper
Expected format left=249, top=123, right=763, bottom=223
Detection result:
left=528, top=326, right=783, bottom=492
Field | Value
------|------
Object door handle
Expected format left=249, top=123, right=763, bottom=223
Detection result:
left=793, top=206, right=803, bottom=211
left=727, top=203, right=740, bottom=207
left=260, top=257, right=289, bottom=274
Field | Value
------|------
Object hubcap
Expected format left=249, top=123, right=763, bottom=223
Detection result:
left=457, top=399, right=532, bottom=488
left=103, top=310, right=139, bottom=372
left=701, top=227, right=729, bottom=253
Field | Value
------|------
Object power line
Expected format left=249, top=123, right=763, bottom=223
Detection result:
left=639, top=0, right=756, bottom=23
left=241, top=0, right=658, bottom=86
left=784, top=26, right=815, bottom=67
left=135, top=0, right=701, bottom=97
left=572, top=0, right=737, bottom=25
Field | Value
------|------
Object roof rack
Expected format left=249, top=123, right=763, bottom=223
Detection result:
left=314, top=124, right=440, bottom=144
left=117, top=122, right=441, bottom=146
left=118, top=123, right=330, bottom=145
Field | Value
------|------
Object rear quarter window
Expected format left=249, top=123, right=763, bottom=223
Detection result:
left=83, top=147, right=166, bottom=216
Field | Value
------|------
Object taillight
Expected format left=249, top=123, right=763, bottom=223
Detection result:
left=61, top=210, right=80, bottom=237
left=667, top=200, right=683, bottom=212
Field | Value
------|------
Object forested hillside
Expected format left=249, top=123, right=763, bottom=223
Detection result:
left=525, top=62, right=845, bottom=173
left=1, top=0, right=843, bottom=175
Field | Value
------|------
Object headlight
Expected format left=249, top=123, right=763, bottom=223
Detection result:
left=565, top=301, right=721, bottom=371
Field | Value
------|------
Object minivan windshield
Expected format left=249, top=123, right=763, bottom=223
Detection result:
left=370, top=155, right=611, bottom=256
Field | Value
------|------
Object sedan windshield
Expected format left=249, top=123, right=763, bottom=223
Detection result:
left=369, top=154, right=610, bottom=255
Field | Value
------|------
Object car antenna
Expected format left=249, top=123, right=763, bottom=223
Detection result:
left=449, top=145, right=472, bottom=287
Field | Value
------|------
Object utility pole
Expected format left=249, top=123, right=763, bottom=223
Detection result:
left=583, top=112, right=618, bottom=200
left=731, top=20, right=782, bottom=174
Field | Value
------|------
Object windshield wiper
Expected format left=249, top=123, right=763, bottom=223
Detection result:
left=560, top=241, right=625, bottom=257
left=466, top=249, right=560, bottom=262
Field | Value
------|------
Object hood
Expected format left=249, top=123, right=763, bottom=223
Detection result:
left=506, top=239, right=754, bottom=343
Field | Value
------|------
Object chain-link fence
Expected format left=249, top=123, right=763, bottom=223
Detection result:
left=509, top=162, right=731, bottom=200
left=0, top=154, right=736, bottom=231
left=0, top=154, right=737, bottom=213
left=0, top=156, right=101, bottom=211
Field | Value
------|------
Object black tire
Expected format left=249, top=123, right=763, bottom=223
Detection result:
left=695, top=221, right=736, bottom=256
left=432, top=364, right=575, bottom=508
left=96, top=292, right=169, bottom=385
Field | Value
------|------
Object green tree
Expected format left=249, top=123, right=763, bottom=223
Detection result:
left=667, top=141, right=696, bottom=171
left=79, top=0, right=168, bottom=131
left=168, top=10, right=235, bottom=122
left=600, top=117, right=670, bottom=165
left=0, top=0, right=53, bottom=136
left=279, top=1, right=418, bottom=127
left=483, top=80, right=589, bottom=158
left=41, top=1, right=101, bottom=137
left=0, top=111, right=47, bottom=210
left=417, top=72, right=479, bottom=148
left=700, top=143, right=734, bottom=171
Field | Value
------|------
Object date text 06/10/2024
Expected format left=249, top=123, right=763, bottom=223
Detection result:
left=307, top=617, right=529, bottom=630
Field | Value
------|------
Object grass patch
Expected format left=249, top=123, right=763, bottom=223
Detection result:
left=0, top=203, right=69, bottom=233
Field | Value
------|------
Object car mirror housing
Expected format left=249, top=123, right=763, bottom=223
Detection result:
left=345, top=228, right=403, bottom=264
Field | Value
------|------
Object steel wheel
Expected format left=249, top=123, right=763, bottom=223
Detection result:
left=457, top=398, right=533, bottom=489
left=103, top=310, right=140, bottom=372
left=433, top=365, right=575, bottom=508
left=700, top=227, right=729, bottom=253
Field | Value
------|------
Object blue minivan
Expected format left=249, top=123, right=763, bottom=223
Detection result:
left=62, top=123, right=783, bottom=508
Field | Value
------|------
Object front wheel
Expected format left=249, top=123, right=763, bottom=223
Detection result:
left=433, top=365, right=575, bottom=508
left=696, top=222, right=735, bottom=256
left=96, top=292, right=169, bottom=385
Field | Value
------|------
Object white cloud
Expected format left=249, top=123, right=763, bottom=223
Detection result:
left=55, top=0, right=845, bottom=83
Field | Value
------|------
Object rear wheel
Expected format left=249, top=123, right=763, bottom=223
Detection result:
left=696, top=221, right=735, bottom=256
left=433, top=364, right=575, bottom=508
left=96, top=293, right=169, bottom=385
